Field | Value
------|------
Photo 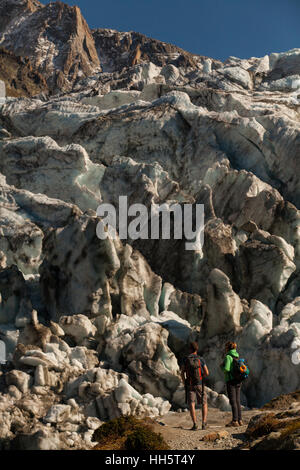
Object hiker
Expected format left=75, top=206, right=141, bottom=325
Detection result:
left=180, top=341, right=209, bottom=430
left=221, top=341, right=243, bottom=427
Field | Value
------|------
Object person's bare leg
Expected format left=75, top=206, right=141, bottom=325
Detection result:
left=202, top=402, right=208, bottom=424
left=189, top=402, right=197, bottom=424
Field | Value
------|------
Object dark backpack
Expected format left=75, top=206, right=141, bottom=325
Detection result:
left=185, top=354, right=203, bottom=385
left=231, top=356, right=249, bottom=383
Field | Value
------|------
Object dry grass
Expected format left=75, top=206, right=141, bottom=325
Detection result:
left=279, top=418, right=300, bottom=439
left=262, top=390, right=300, bottom=410
left=247, top=413, right=300, bottom=445
left=92, top=415, right=170, bottom=451
left=247, top=413, right=281, bottom=438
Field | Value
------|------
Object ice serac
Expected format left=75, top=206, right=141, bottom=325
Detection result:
left=0, top=4, right=299, bottom=449
left=205, top=268, right=243, bottom=338
left=39, top=212, right=121, bottom=322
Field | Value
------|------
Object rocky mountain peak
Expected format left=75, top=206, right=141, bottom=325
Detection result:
left=0, top=0, right=42, bottom=32
left=92, top=28, right=222, bottom=74
left=0, top=0, right=100, bottom=92
left=0, top=0, right=223, bottom=94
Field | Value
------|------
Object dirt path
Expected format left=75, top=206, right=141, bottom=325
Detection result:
left=152, top=407, right=261, bottom=450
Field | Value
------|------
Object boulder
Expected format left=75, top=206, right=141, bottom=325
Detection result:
left=6, top=370, right=32, bottom=394
left=44, top=405, right=71, bottom=424
left=11, top=428, right=62, bottom=450
left=59, top=315, right=97, bottom=345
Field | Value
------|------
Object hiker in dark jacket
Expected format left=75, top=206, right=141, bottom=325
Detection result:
left=221, top=341, right=243, bottom=427
left=180, top=341, right=209, bottom=430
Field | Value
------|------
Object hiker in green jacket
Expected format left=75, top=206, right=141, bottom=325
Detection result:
left=221, top=341, right=243, bottom=427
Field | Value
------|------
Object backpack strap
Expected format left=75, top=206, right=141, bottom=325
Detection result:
left=197, top=356, right=202, bottom=380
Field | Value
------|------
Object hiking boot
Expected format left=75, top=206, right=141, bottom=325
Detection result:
left=238, top=420, right=244, bottom=426
left=226, top=421, right=239, bottom=427
left=202, top=422, right=207, bottom=430
left=190, top=423, right=198, bottom=430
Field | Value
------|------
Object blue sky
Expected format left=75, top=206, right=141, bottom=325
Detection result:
left=41, top=0, right=299, bottom=61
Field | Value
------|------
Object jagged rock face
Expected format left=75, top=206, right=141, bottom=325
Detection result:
left=0, top=0, right=41, bottom=32
left=0, top=47, right=48, bottom=98
left=0, top=0, right=100, bottom=92
left=0, top=3, right=299, bottom=448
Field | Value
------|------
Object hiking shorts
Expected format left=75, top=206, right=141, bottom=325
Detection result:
left=187, top=384, right=207, bottom=406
